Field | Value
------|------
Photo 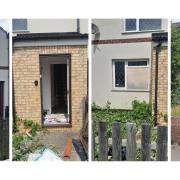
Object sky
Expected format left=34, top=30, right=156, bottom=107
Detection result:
left=0, top=19, right=9, bottom=32
left=172, top=19, right=180, bottom=23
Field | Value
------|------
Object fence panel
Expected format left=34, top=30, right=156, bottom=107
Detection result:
left=97, top=120, right=167, bottom=161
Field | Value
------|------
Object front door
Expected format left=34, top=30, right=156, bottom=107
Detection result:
left=0, top=82, right=4, bottom=119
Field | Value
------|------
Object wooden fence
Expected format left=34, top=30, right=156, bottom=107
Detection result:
left=96, top=121, right=167, bottom=161
left=0, top=119, right=9, bottom=160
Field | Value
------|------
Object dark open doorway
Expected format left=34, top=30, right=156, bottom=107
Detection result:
left=51, top=64, right=67, bottom=114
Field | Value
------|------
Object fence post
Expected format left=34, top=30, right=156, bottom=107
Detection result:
left=92, top=122, right=95, bottom=161
left=141, top=123, right=151, bottom=161
left=112, top=122, right=121, bottom=161
left=157, top=125, right=167, bottom=161
left=126, top=123, right=136, bottom=161
left=99, top=121, right=108, bottom=161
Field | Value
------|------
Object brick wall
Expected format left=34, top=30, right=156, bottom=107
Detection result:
left=151, top=47, right=168, bottom=120
left=13, top=45, right=88, bottom=132
left=172, top=117, right=180, bottom=144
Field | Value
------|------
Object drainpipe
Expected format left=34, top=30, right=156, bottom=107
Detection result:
left=77, top=19, right=80, bottom=33
left=154, top=41, right=162, bottom=126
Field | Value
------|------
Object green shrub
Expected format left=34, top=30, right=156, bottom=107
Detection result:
left=24, top=119, right=34, bottom=128
left=13, top=134, right=43, bottom=161
left=13, top=116, right=44, bottom=161
left=92, top=100, right=154, bottom=139
left=92, top=100, right=167, bottom=161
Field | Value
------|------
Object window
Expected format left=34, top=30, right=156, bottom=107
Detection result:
left=125, top=19, right=162, bottom=32
left=113, top=60, right=149, bottom=90
left=13, top=19, right=27, bottom=31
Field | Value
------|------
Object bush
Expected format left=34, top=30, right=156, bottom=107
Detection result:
left=92, top=100, right=154, bottom=139
left=92, top=100, right=166, bottom=161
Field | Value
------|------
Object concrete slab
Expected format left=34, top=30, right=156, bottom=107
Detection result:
left=38, top=131, right=81, bottom=161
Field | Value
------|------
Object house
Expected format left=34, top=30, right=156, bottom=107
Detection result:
left=12, top=19, right=88, bottom=132
left=0, top=27, right=9, bottom=120
left=92, top=19, right=168, bottom=122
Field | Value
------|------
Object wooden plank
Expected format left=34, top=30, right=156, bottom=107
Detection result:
left=99, top=121, right=108, bottom=161
left=126, top=123, right=136, bottom=161
left=157, top=125, right=167, bottom=161
left=112, top=122, right=121, bottom=161
left=92, top=122, right=95, bottom=161
left=141, top=123, right=151, bottom=161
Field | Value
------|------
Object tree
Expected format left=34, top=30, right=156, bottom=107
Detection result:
left=171, top=24, right=180, bottom=105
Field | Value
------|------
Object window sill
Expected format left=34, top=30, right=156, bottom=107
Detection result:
left=42, top=123, right=72, bottom=128
left=111, top=89, right=150, bottom=92
left=122, top=30, right=165, bottom=35
left=13, top=30, right=29, bottom=33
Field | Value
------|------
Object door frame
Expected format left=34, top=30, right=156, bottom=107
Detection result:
left=39, top=54, right=72, bottom=128
left=0, top=81, right=4, bottom=119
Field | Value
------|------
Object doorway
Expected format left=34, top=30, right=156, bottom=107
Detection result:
left=0, top=82, right=4, bottom=119
left=40, top=55, right=70, bottom=126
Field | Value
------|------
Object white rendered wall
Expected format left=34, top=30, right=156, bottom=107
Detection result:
left=92, top=42, right=152, bottom=109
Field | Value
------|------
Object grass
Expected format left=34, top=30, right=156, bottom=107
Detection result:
left=172, top=105, right=180, bottom=117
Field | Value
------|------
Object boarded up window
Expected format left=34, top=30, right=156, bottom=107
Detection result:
left=126, top=67, right=149, bottom=89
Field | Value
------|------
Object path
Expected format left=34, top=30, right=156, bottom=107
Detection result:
left=38, top=131, right=81, bottom=161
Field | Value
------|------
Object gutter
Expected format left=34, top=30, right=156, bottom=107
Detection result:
left=77, top=19, right=80, bottom=33
left=154, top=41, right=162, bottom=126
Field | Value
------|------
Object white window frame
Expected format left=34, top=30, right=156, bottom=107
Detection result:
left=112, top=59, right=150, bottom=91
left=124, top=19, right=162, bottom=33
left=12, top=19, right=28, bottom=33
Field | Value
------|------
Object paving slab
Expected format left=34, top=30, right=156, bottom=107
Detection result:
left=38, top=131, right=81, bottom=161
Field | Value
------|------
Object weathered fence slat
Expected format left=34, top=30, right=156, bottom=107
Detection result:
left=99, top=121, right=108, bottom=161
left=92, top=123, right=95, bottom=161
left=141, top=123, right=151, bottom=161
left=126, top=123, right=136, bottom=161
left=97, top=120, right=167, bottom=161
left=0, top=119, right=9, bottom=160
left=112, top=122, right=121, bottom=161
left=157, top=126, right=167, bottom=161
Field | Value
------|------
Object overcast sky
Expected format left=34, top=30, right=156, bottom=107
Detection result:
left=0, top=19, right=10, bottom=32
left=172, top=19, right=180, bottom=23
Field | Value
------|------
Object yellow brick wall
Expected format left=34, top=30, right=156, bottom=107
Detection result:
left=151, top=47, right=168, bottom=119
left=13, top=45, right=88, bottom=132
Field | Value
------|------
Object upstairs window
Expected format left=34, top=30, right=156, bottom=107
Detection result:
left=125, top=19, right=162, bottom=32
left=13, top=19, right=27, bottom=31
left=113, top=60, right=149, bottom=90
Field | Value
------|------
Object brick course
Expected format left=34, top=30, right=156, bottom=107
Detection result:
left=13, top=45, right=88, bottom=132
